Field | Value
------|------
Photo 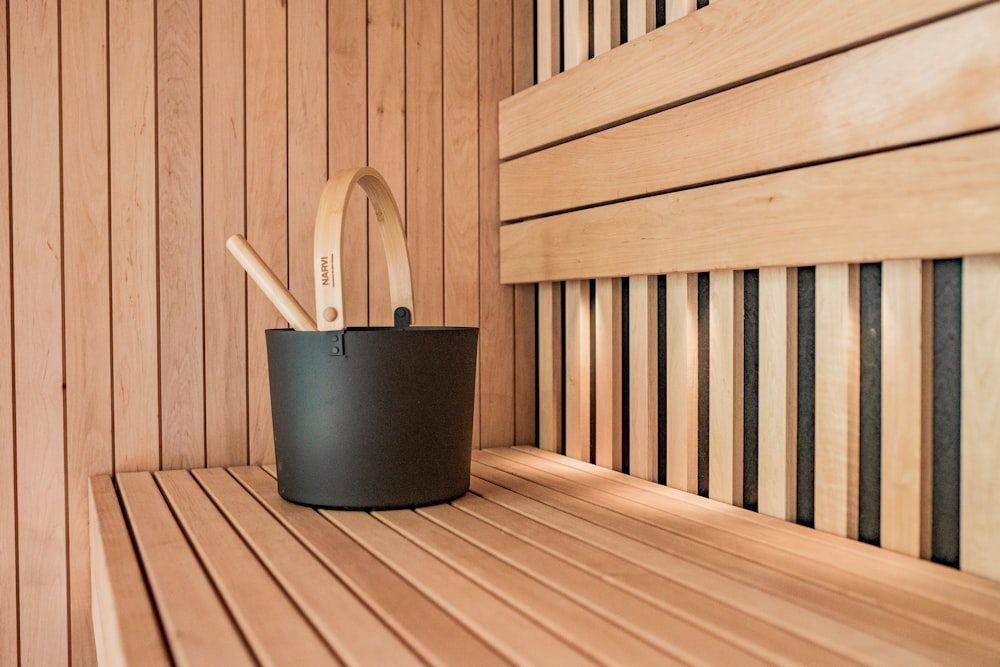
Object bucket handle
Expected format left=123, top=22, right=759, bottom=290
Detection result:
left=314, top=167, right=414, bottom=331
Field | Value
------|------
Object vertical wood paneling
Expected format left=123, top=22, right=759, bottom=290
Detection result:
left=666, top=0, right=698, bottom=23
left=0, top=4, right=15, bottom=661
left=513, top=0, right=534, bottom=93
left=110, top=0, right=160, bottom=472
left=367, top=0, right=406, bottom=326
left=666, top=273, right=698, bottom=492
left=479, top=0, right=515, bottom=447
left=814, top=263, right=860, bottom=539
left=538, top=283, right=563, bottom=452
left=10, top=0, right=67, bottom=663
left=565, top=281, right=591, bottom=460
left=203, top=0, right=248, bottom=466
left=881, top=260, right=932, bottom=557
left=62, top=0, right=112, bottom=661
left=629, top=275, right=658, bottom=481
left=158, top=0, right=205, bottom=470
left=595, top=279, right=623, bottom=470
left=594, top=0, right=622, bottom=54
left=628, top=0, right=657, bottom=39
left=758, top=267, right=797, bottom=521
left=709, top=270, right=744, bottom=505
left=245, top=0, right=287, bottom=464
left=288, top=0, right=328, bottom=315
left=961, top=255, right=1000, bottom=580
left=564, top=0, right=589, bottom=67
left=536, top=0, right=559, bottom=82
left=328, top=2, right=369, bottom=327
left=407, top=1, right=444, bottom=326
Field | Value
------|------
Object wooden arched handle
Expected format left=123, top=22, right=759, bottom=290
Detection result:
left=314, top=167, right=414, bottom=331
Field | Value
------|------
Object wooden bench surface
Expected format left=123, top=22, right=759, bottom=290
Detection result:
left=90, top=446, right=1000, bottom=666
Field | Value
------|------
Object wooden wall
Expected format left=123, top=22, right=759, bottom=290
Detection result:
left=0, top=0, right=532, bottom=664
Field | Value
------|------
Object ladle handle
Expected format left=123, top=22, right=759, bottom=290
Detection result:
left=226, top=234, right=317, bottom=332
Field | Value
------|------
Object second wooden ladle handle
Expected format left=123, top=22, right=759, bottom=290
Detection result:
left=226, top=234, right=317, bottom=332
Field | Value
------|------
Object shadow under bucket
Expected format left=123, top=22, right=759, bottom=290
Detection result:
left=266, top=325, right=478, bottom=510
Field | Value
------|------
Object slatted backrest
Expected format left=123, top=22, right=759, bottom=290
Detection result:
left=499, top=0, right=1000, bottom=580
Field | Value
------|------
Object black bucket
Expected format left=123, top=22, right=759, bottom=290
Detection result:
left=263, top=166, right=479, bottom=509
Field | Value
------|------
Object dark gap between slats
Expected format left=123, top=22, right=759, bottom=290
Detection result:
left=658, top=276, right=667, bottom=485
left=932, top=258, right=962, bottom=568
left=796, top=267, right=816, bottom=528
left=558, top=0, right=565, bottom=73
left=697, top=0, right=710, bottom=9
left=743, top=270, right=759, bottom=512
left=560, top=281, right=567, bottom=455
left=859, top=263, right=882, bottom=546
left=656, top=0, right=666, bottom=27
left=698, top=272, right=710, bottom=497
left=590, top=279, right=597, bottom=464
left=619, top=0, right=629, bottom=45
left=587, top=0, right=595, bottom=60
left=621, top=278, right=631, bottom=475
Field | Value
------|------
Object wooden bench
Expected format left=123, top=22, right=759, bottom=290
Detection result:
left=90, top=447, right=1000, bottom=665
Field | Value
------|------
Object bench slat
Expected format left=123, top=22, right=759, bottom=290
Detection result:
left=115, top=472, right=255, bottom=666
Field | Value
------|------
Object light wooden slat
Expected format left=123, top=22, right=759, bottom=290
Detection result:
left=563, top=0, right=588, bottom=70
left=483, top=448, right=1000, bottom=661
left=501, top=2, right=1000, bottom=221
left=367, top=0, right=406, bottom=326
left=814, top=263, right=860, bottom=539
left=0, top=3, right=14, bottom=659
left=499, top=0, right=984, bottom=158
left=229, top=466, right=509, bottom=667
left=326, top=509, right=597, bottom=666
left=514, top=285, right=537, bottom=446
left=328, top=1, right=369, bottom=327
left=472, top=453, right=985, bottom=664
left=565, top=280, right=591, bottom=461
left=158, top=0, right=204, bottom=470
left=10, top=0, right=67, bottom=662
left=536, top=0, right=559, bottom=82
left=447, top=493, right=847, bottom=665
left=628, top=275, right=658, bottom=481
left=246, top=0, right=287, bottom=464
left=666, top=273, right=698, bottom=493
left=508, top=445, right=1000, bottom=616
left=61, top=0, right=112, bottom=662
left=538, top=283, right=563, bottom=452
left=407, top=0, right=444, bottom=326
left=593, top=0, right=621, bottom=55
left=757, top=267, right=797, bottom=521
left=626, top=0, right=656, bottom=40
left=89, top=477, right=170, bottom=667
left=666, top=0, right=698, bottom=23
left=203, top=0, right=248, bottom=466
left=500, top=131, right=1000, bottom=284
left=594, top=278, right=623, bottom=471
left=513, top=0, right=534, bottom=93
left=709, top=270, right=744, bottom=505
left=479, top=0, right=515, bottom=446
left=961, top=255, right=1000, bottom=580
left=880, top=260, right=932, bottom=557
left=381, top=508, right=675, bottom=665
left=193, top=468, right=423, bottom=665
left=288, top=0, right=328, bottom=317
left=110, top=0, right=159, bottom=472
left=116, top=472, right=255, bottom=665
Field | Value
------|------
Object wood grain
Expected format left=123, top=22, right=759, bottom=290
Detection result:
left=627, top=0, right=656, bottom=40
left=538, top=283, right=563, bottom=453
left=594, top=278, right=623, bottom=471
left=288, top=0, right=328, bottom=318
left=407, top=0, right=444, bottom=326
left=513, top=0, right=534, bottom=93
left=246, top=0, right=287, bottom=465
left=629, top=275, right=658, bottom=481
left=501, top=2, right=1000, bottom=221
left=594, top=0, right=621, bottom=55
left=666, top=0, right=698, bottom=23
left=709, top=270, right=744, bottom=506
left=61, top=0, right=112, bottom=662
left=961, top=255, right=1000, bottom=580
left=158, top=0, right=204, bottom=470
left=110, top=0, right=160, bottom=472
left=328, top=1, right=369, bottom=327
left=536, top=0, right=559, bottom=82
left=10, top=0, right=67, bottom=662
left=880, top=260, right=932, bottom=557
left=563, top=0, right=588, bottom=69
left=500, top=131, right=1000, bottom=284
left=564, top=280, right=591, bottom=461
left=814, top=263, right=860, bottom=539
left=757, top=267, right=797, bottom=521
left=203, top=0, right=248, bottom=466
left=666, top=273, right=698, bottom=493
left=0, top=3, right=14, bottom=660
left=367, top=0, right=406, bottom=326
left=499, top=0, right=984, bottom=158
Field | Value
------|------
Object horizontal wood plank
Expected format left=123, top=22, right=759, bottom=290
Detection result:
left=500, top=2, right=1000, bottom=220
left=499, top=0, right=986, bottom=158
left=500, top=131, right=1000, bottom=284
